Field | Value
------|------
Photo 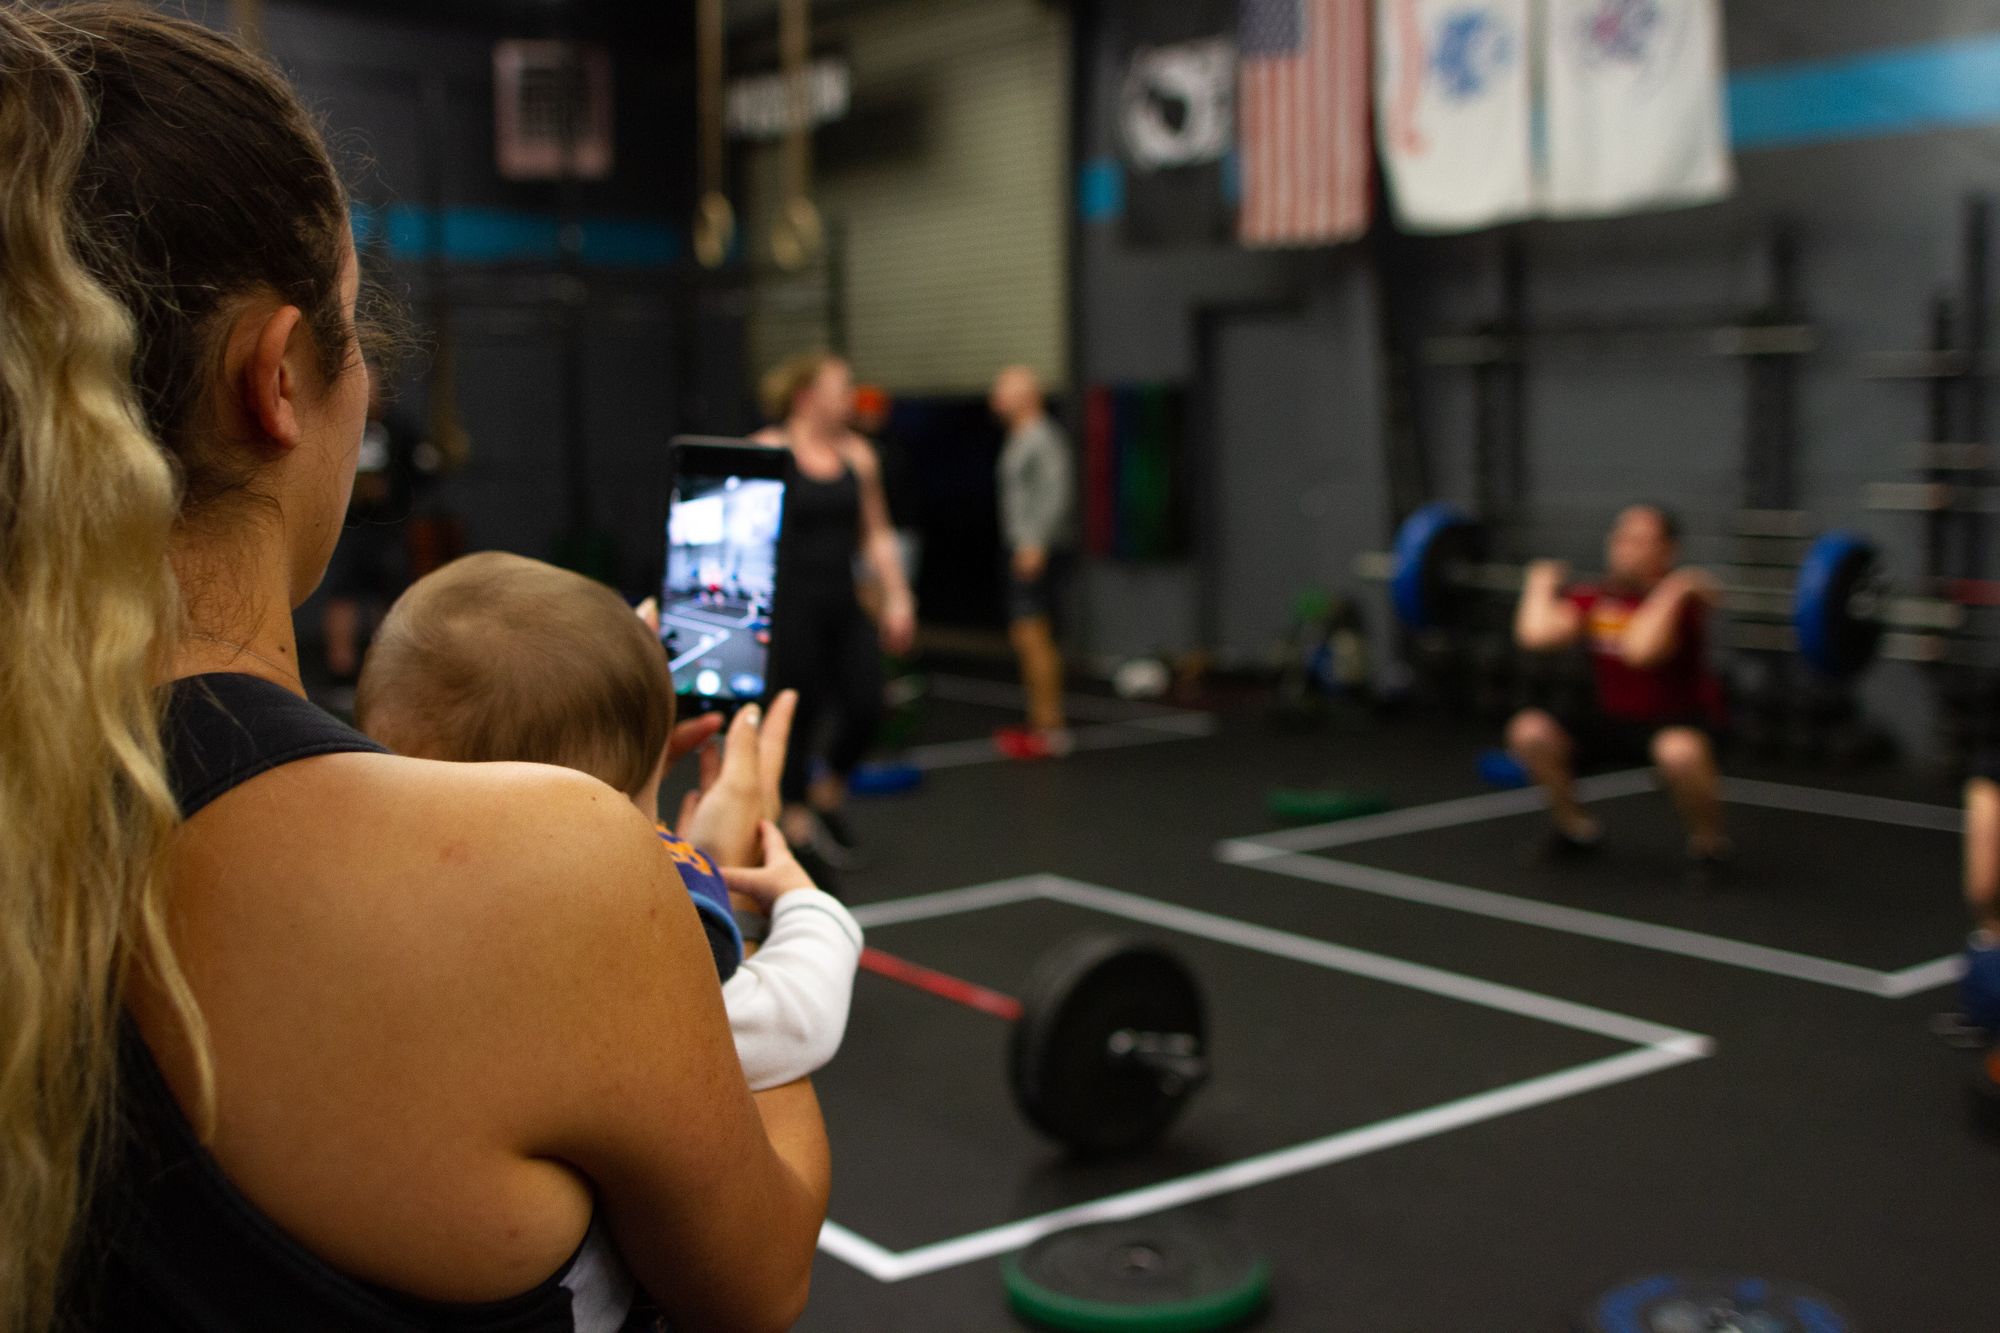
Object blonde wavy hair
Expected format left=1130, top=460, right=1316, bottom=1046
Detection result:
left=0, top=10, right=202, bottom=1331
left=0, top=5, right=375, bottom=1324
left=0, top=10, right=191, bottom=1328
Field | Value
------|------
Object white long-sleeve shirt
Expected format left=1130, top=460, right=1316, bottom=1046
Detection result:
left=723, top=888, right=863, bottom=1091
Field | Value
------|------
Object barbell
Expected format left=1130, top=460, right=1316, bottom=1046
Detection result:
left=1360, top=503, right=1965, bottom=678
left=861, top=933, right=1209, bottom=1157
left=1010, top=935, right=1208, bottom=1156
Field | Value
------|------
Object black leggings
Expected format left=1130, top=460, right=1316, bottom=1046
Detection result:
left=770, top=588, right=885, bottom=803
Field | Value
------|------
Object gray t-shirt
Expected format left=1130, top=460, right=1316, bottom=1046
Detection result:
left=998, top=416, right=1076, bottom=553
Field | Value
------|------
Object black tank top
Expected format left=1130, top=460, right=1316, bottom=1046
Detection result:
left=61, top=673, right=642, bottom=1332
left=777, top=451, right=862, bottom=602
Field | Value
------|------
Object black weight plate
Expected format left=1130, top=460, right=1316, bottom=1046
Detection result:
left=1011, top=935, right=1206, bottom=1156
left=1581, top=1273, right=1853, bottom=1333
left=1003, top=1214, right=1271, bottom=1333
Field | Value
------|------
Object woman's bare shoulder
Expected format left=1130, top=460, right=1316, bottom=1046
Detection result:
left=182, top=752, right=676, bottom=959
left=148, top=753, right=699, bottom=1299
left=836, top=432, right=881, bottom=475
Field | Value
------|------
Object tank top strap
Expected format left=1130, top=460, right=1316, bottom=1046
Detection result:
left=162, top=672, right=387, bottom=819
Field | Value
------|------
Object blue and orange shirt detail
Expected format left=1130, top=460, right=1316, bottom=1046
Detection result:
left=657, top=824, right=743, bottom=980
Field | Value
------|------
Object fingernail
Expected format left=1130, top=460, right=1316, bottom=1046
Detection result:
left=744, top=706, right=761, bottom=724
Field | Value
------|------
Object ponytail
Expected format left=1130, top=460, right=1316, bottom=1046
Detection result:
left=0, top=10, right=202, bottom=1330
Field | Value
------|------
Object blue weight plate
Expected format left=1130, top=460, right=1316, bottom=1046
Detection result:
left=1477, top=748, right=1531, bottom=789
left=1390, top=503, right=1478, bottom=631
left=1582, top=1273, right=1852, bottom=1333
left=1961, top=940, right=2000, bottom=1034
left=1794, top=531, right=1881, bottom=678
left=849, top=761, right=924, bottom=797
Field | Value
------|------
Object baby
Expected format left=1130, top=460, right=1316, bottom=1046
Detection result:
left=355, top=551, right=861, bottom=1091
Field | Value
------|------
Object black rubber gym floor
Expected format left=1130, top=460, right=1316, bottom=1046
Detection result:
left=793, top=679, right=2000, bottom=1331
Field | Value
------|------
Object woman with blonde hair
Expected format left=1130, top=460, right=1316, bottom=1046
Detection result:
left=0, top=8, right=826, bottom=1330
left=753, top=352, right=917, bottom=869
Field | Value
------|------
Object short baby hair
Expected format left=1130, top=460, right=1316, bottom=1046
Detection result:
left=356, top=552, right=672, bottom=797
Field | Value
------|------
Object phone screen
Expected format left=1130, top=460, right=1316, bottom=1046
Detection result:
left=660, top=448, right=788, bottom=711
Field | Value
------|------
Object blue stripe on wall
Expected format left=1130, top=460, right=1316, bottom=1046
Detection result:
left=1079, top=156, right=1125, bottom=223
left=350, top=203, right=681, bottom=266
left=1730, top=33, right=2000, bottom=150
left=1079, top=32, right=2000, bottom=222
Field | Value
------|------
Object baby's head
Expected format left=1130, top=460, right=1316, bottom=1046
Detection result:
left=357, top=552, right=674, bottom=809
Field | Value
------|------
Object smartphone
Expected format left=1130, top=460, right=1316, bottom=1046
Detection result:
left=660, top=437, right=792, bottom=715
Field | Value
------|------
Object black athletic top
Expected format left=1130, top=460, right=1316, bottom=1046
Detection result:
left=59, top=673, right=645, bottom=1333
left=777, top=457, right=863, bottom=606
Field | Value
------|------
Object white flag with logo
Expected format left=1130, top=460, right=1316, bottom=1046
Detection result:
left=1376, top=0, right=1535, bottom=234
left=1542, top=0, right=1733, bottom=218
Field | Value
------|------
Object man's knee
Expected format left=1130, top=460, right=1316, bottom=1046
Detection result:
left=1652, top=727, right=1714, bottom=781
left=1507, top=709, right=1565, bottom=757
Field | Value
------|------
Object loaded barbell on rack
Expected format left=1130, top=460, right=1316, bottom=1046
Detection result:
left=1358, top=502, right=1966, bottom=678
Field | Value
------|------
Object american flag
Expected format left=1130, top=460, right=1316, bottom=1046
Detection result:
left=1237, top=0, right=1372, bottom=247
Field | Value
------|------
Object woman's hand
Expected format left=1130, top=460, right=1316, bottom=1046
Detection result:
left=879, top=596, right=917, bottom=656
left=757, top=690, right=797, bottom=824
left=678, top=692, right=799, bottom=867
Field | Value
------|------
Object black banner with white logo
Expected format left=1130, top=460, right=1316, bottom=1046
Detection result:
left=1111, top=1, right=1237, bottom=247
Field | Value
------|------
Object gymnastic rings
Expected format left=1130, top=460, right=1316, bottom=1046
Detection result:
left=694, top=191, right=736, bottom=270
left=770, top=195, right=823, bottom=273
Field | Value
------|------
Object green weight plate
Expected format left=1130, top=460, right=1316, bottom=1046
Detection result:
left=1265, top=789, right=1392, bottom=825
left=1003, top=1215, right=1271, bottom=1333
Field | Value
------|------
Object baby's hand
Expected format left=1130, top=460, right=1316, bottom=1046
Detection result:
left=720, top=821, right=818, bottom=913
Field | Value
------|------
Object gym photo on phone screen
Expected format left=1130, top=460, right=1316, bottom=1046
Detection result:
left=661, top=473, right=782, bottom=703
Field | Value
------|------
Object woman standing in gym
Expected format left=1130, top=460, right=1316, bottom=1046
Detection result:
left=754, top=353, right=918, bottom=868
left=0, top=9, right=825, bottom=1330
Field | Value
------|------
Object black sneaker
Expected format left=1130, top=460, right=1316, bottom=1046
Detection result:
left=1523, top=824, right=1603, bottom=867
left=1686, top=847, right=1731, bottom=893
left=788, top=838, right=845, bottom=903
left=811, top=807, right=866, bottom=870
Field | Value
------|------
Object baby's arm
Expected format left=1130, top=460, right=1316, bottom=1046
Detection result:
left=720, top=822, right=863, bottom=1090
left=722, top=889, right=863, bottom=1091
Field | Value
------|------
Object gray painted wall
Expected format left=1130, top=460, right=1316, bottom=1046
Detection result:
left=1073, top=1, right=2000, bottom=754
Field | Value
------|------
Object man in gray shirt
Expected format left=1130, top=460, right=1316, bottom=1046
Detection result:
left=989, top=365, right=1075, bottom=758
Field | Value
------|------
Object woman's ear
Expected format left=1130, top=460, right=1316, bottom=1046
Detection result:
left=236, top=303, right=307, bottom=455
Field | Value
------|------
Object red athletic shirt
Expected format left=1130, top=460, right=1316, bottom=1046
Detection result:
left=1567, top=582, right=1723, bottom=724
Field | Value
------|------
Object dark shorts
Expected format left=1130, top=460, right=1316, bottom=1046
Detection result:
left=1007, top=550, right=1072, bottom=625
left=1556, top=711, right=1720, bottom=772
